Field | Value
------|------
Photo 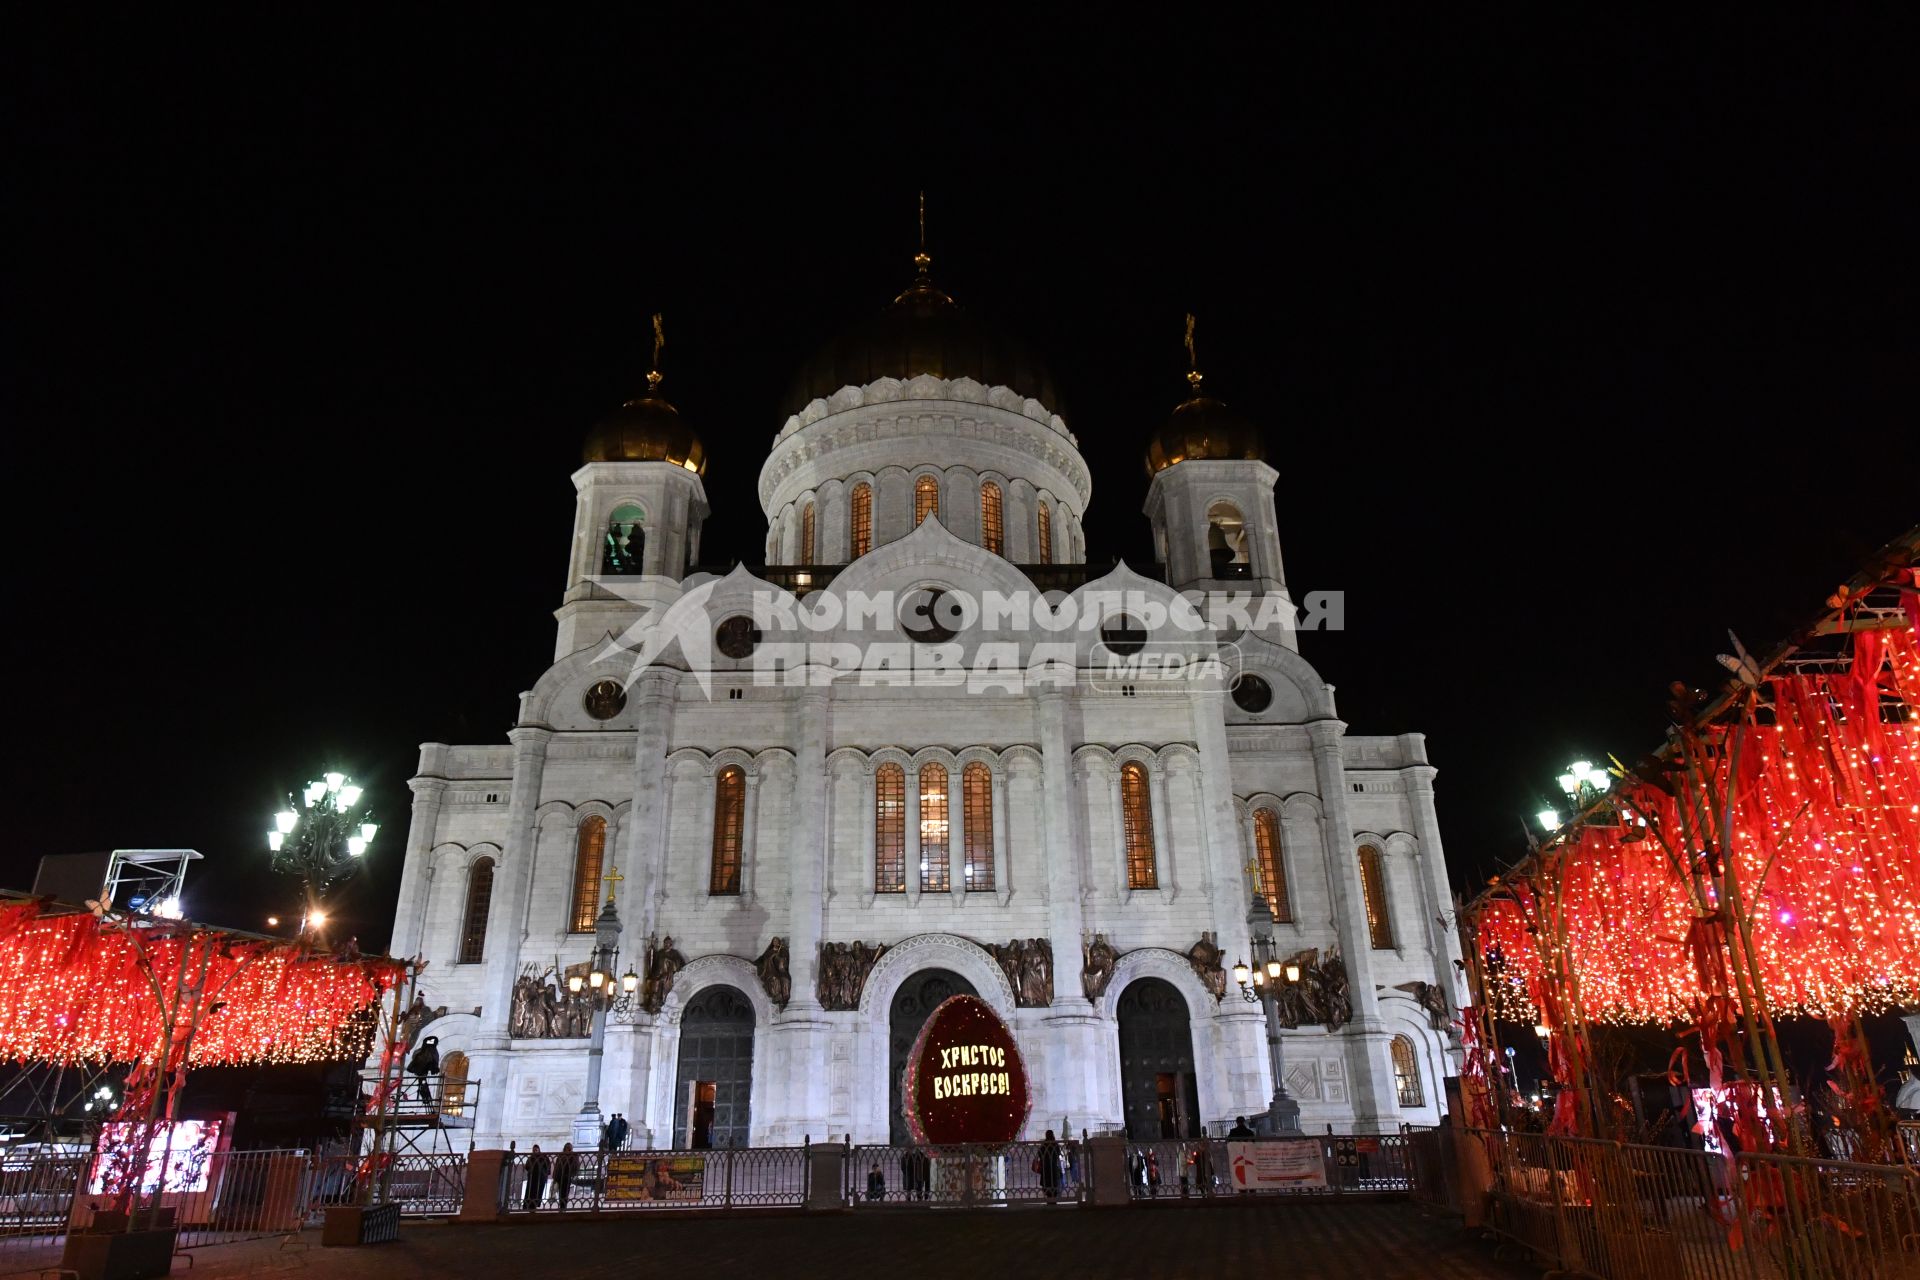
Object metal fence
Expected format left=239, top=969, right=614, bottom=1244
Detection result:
left=308, top=1152, right=469, bottom=1219
left=1470, top=1128, right=1920, bottom=1280
left=1124, top=1134, right=1417, bottom=1200
left=847, top=1141, right=1085, bottom=1206
left=0, top=1144, right=90, bottom=1273
left=498, top=1146, right=811, bottom=1213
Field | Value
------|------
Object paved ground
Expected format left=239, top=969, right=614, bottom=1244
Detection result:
left=174, top=1202, right=1530, bottom=1280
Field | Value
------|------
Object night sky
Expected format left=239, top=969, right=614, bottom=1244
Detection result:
left=7, top=11, right=1915, bottom=950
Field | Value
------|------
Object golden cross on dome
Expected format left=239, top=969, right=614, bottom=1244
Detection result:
left=1184, top=313, right=1204, bottom=394
left=602, top=862, right=625, bottom=905
left=646, top=313, right=666, bottom=395
left=913, top=191, right=932, bottom=278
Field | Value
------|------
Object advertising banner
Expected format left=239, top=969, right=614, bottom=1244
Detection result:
left=1227, top=1139, right=1327, bottom=1190
left=604, top=1153, right=707, bottom=1202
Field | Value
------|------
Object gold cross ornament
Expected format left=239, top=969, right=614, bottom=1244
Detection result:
left=602, top=862, right=625, bottom=905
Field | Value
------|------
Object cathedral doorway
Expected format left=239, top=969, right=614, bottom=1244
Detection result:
left=671, top=985, right=755, bottom=1149
left=1116, top=977, right=1200, bottom=1139
left=887, top=968, right=976, bottom=1144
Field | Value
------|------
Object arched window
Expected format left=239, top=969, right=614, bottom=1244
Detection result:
left=570, top=815, right=607, bottom=933
left=850, top=482, right=873, bottom=558
left=875, top=763, right=905, bottom=893
left=710, top=767, right=745, bottom=895
left=458, top=857, right=494, bottom=964
left=1391, top=1035, right=1423, bottom=1107
left=602, top=503, right=645, bottom=575
left=1120, top=762, right=1157, bottom=890
left=962, top=762, right=993, bottom=891
left=1253, top=809, right=1291, bottom=923
left=1358, top=845, right=1394, bottom=949
left=980, top=481, right=1004, bottom=556
left=919, top=763, right=950, bottom=892
left=440, top=1050, right=470, bottom=1118
left=914, top=475, right=940, bottom=526
left=799, top=501, right=816, bottom=566
left=1036, top=501, right=1053, bottom=564
left=1206, top=500, right=1249, bottom=578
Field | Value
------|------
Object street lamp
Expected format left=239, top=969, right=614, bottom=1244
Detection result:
left=1556, top=760, right=1611, bottom=806
left=267, top=772, right=378, bottom=927
left=572, top=866, right=633, bottom=1150
left=1233, top=887, right=1303, bottom=1136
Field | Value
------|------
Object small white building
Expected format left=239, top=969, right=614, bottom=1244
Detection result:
left=389, top=251, right=1466, bottom=1149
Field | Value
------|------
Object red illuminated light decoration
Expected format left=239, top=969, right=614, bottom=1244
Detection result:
left=1467, top=555, right=1920, bottom=1152
left=902, top=994, right=1031, bottom=1146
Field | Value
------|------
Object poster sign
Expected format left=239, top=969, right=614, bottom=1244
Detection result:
left=604, top=1153, right=706, bottom=1202
left=902, top=994, right=1031, bottom=1146
left=1227, top=1139, right=1328, bottom=1190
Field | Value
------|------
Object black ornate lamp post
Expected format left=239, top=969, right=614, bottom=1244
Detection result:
left=267, top=771, right=377, bottom=931
left=1233, top=888, right=1304, bottom=1136
left=570, top=866, right=641, bottom=1149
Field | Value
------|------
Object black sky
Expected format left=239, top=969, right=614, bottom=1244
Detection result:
left=6, top=10, right=1915, bottom=947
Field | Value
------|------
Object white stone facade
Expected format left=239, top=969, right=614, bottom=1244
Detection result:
left=390, top=360, right=1466, bottom=1150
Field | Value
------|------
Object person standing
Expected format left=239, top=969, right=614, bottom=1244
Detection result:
left=1228, top=1116, right=1256, bottom=1138
left=524, top=1145, right=550, bottom=1211
left=1037, top=1130, right=1062, bottom=1203
left=553, top=1143, right=578, bottom=1211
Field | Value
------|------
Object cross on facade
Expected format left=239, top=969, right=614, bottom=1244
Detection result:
left=601, top=862, right=624, bottom=905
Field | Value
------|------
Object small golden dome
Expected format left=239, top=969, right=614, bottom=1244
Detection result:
left=1144, top=384, right=1266, bottom=478
left=582, top=373, right=707, bottom=474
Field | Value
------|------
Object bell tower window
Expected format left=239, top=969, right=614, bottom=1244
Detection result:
left=602, top=503, right=646, bottom=576
left=915, top=475, right=940, bottom=526
left=1206, top=501, right=1249, bottom=579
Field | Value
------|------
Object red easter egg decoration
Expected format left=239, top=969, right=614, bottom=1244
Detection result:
left=902, top=994, right=1031, bottom=1146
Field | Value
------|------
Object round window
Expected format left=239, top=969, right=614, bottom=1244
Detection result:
left=1231, top=674, right=1273, bottom=714
left=900, top=587, right=963, bottom=644
left=715, top=616, right=760, bottom=660
left=1100, top=615, right=1147, bottom=656
left=583, top=679, right=628, bottom=721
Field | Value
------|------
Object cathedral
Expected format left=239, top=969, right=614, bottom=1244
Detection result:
left=388, top=241, right=1467, bottom=1151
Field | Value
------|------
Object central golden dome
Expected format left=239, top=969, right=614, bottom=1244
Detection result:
left=786, top=254, right=1059, bottom=413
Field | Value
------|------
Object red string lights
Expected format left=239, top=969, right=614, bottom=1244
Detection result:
left=1477, top=622, right=1920, bottom=1026
left=0, top=900, right=402, bottom=1067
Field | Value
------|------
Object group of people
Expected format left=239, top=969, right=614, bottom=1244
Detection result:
left=859, top=1131, right=1076, bottom=1203
left=516, top=1143, right=582, bottom=1212
left=1130, top=1132, right=1222, bottom=1198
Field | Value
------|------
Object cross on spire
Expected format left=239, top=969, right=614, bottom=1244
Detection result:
left=1184, top=313, right=1204, bottom=394
left=646, top=313, right=665, bottom=395
left=601, top=861, right=625, bottom=905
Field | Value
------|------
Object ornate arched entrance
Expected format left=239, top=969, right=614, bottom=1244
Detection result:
left=887, top=969, right=976, bottom=1143
left=1117, top=977, right=1200, bottom=1139
left=671, top=984, right=755, bottom=1149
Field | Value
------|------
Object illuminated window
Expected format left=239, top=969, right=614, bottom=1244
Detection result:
left=570, top=815, right=607, bottom=933
left=915, top=475, right=940, bottom=526
left=458, top=858, right=494, bottom=964
left=1359, top=845, right=1394, bottom=949
left=1253, top=809, right=1291, bottom=923
left=440, top=1051, right=469, bottom=1117
left=980, top=482, right=1004, bottom=556
left=799, top=502, right=815, bottom=566
left=875, top=763, right=906, bottom=893
left=1391, top=1035, right=1423, bottom=1107
left=601, top=503, right=645, bottom=576
left=710, top=767, right=745, bottom=895
left=850, top=482, right=873, bottom=558
left=919, top=763, right=950, bottom=892
left=1036, top=501, right=1053, bottom=564
left=962, top=762, right=993, bottom=891
left=1121, top=762, right=1157, bottom=890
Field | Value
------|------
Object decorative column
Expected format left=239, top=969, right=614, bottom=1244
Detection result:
left=739, top=770, right=762, bottom=902
left=1190, top=687, right=1266, bottom=1122
left=1147, top=762, right=1178, bottom=899
left=1308, top=718, right=1401, bottom=1131
left=1036, top=690, right=1104, bottom=1134
left=990, top=768, right=1012, bottom=905
left=1403, top=735, right=1467, bottom=1050
left=471, top=724, right=552, bottom=1146
left=764, top=683, right=832, bottom=1143
left=390, top=768, right=446, bottom=960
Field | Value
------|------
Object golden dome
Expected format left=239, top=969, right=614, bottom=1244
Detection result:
left=582, top=372, right=707, bottom=474
left=1143, top=378, right=1266, bottom=477
left=785, top=253, right=1060, bottom=414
